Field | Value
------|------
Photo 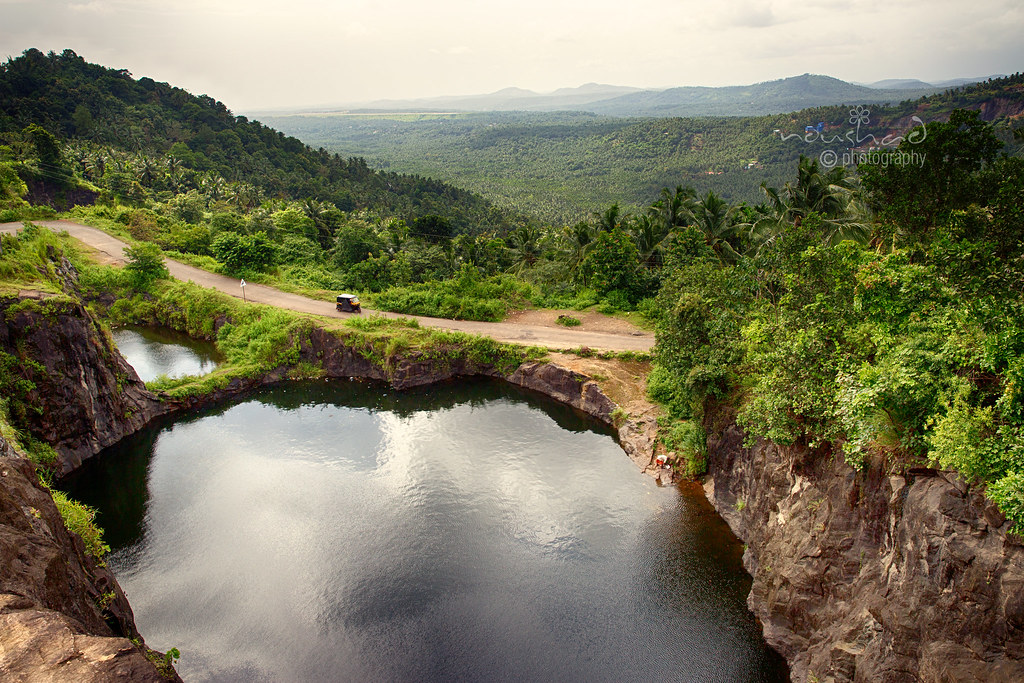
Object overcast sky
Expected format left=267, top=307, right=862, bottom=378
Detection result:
left=1, top=0, right=1021, bottom=112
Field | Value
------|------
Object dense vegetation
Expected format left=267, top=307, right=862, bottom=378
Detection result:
left=645, top=111, right=1024, bottom=530
left=263, top=74, right=1023, bottom=223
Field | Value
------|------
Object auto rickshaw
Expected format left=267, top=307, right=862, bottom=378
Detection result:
left=336, top=294, right=361, bottom=313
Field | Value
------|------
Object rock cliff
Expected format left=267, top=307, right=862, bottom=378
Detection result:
left=0, top=295, right=163, bottom=475
left=704, top=414, right=1024, bottom=682
left=0, top=438, right=179, bottom=681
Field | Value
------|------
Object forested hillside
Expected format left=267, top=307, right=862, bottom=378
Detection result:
left=263, top=74, right=1024, bottom=223
left=0, top=48, right=518, bottom=233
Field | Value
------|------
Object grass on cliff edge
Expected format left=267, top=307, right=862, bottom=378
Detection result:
left=79, top=262, right=546, bottom=400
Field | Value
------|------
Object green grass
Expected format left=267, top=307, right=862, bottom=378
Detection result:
left=50, top=490, right=110, bottom=559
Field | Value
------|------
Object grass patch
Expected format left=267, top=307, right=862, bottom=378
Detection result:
left=50, top=490, right=110, bottom=559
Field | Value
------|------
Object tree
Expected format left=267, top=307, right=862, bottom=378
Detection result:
left=650, top=185, right=696, bottom=232
left=690, top=191, right=741, bottom=264
left=594, top=203, right=625, bottom=232
left=272, top=207, right=316, bottom=242
left=508, top=224, right=543, bottom=274
left=562, top=221, right=595, bottom=276
left=212, top=231, right=277, bottom=272
left=123, top=242, right=168, bottom=284
left=580, top=228, right=641, bottom=297
left=334, top=220, right=384, bottom=270
left=413, top=214, right=452, bottom=243
left=629, top=213, right=671, bottom=268
left=0, top=162, right=29, bottom=209
left=23, top=124, right=71, bottom=184
left=753, top=156, right=869, bottom=251
left=860, top=109, right=1003, bottom=242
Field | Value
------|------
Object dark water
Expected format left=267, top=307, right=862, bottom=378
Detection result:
left=113, top=326, right=221, bottom=382
left=65, top=380, right=788, bottom=682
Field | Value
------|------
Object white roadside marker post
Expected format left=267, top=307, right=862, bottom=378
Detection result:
left=240, top=278, right=247, bottom=303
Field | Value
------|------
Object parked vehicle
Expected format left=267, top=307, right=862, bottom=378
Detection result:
left=336, top=294, right=361, bottom=313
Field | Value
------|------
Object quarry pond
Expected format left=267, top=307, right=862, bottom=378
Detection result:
left=63, top=332, right=789, bottom=682
left=111, top=325, right=222, bottom=382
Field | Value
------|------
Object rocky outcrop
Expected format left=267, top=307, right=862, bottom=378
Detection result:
left=0, top=441, right=178, bottom=681
left=507, top=361, right=615, bottom=420
left=703, top=415, right=1024, bottom=683
left=0, top=295, right=164, bottom=475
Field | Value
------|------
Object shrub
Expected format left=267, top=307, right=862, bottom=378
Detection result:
left=372, top=265, right=529, bottom=321
left=660, top=419, right=707, bottom=477
left=124, top=242, right=168, bottom=285
left=212, top=230, right=277, bottom=273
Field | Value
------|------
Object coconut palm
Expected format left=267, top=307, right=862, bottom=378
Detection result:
left=650, top=185, right=696, bottom=232
left=751, top=156, right=870, bottom=252
left=629, top=213, right=671, bottom=268
left=509, top=224, right=543, bottom=275
left=594, top=203, right=626, bottom=232
left=691, top=190, right=742, bottom=264
left=562, top=220, right=595, bottom=275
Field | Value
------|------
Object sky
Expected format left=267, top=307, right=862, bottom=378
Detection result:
left=1, top=0, right=1022, bottom=113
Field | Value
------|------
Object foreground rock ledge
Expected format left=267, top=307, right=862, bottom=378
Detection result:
left=0, top=448, right=180, bottom=681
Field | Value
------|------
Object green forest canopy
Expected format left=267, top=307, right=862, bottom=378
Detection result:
left=261, top=74, right=1024, bottom=224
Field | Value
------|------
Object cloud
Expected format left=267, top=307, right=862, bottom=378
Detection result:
left=428, top=45, right=472, bottom=56
left=729, top=5, right=778, bottom=28
left=68, top=1, right=110, bottom=12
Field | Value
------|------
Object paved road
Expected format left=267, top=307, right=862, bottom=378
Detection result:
left=1, top=220, right=655, bottom=352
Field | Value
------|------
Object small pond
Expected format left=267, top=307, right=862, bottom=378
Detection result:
left=112, top=325, right=221, bottom=382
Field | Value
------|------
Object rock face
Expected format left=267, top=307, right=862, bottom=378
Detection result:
left=704, top=416, right=1024, bottom=682
left=0, top=296, right=163, bottom=475
left=0, top=443, right=178, bottom=681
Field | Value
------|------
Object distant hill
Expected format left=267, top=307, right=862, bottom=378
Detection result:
left=865, top=78, right=936, bottom=90
left=267, top=74, right=972, bottom=119
left=309, top=83, right=645, bottom=115
left=581, top=74, right=943, bottom=117
left=864, top=76, right=997, bottom=90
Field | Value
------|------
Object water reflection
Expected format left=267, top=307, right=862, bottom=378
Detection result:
left=112, top=326, right=221, bottom=382
left=65, top=380, right=787, bottom=682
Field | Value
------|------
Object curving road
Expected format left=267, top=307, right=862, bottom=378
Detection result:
left=1, top=220, right=655, bottom=352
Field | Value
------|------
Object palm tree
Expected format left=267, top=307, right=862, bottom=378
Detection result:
left=509, top=225, right=543, bottom=275
left=83, top=152, right=106, bottom=182
left=650, top=185, right=696, bottom=232
left=629, top=213, right=671, bottom=268
left=563, top=220, right=595, bottom=276
left=594, top=203, right=625, bottom=232
left=752, top=156, right=870, bottom=252
left=691, top=190, right=742, bottom=263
